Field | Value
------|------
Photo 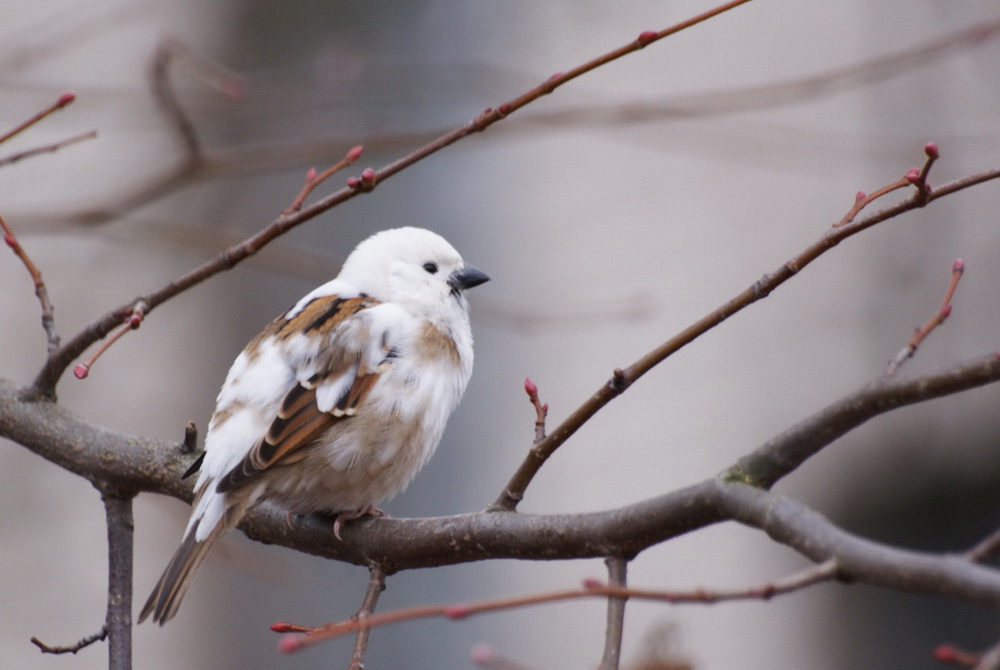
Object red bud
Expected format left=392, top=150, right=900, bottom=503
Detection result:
left=855, top=191, right=866, bottom=202
left=270, top=622, right=293, bottom=632
left=346, top=145, right=364, bottom=162
left=360, top=168, right=376, bottom=186
left=924, top=142, right=939, bottom=159
left=3, top=233, right=16, bottom=248
left=57, top=92, right=76, bottom=107
left=582, top=577, right=603, bottom=589
left=524, top=377, right=537, bottom=397
left=905, top=168, right=921, bottom=183
left=346, top=176, right=360, bottom=189
left=305, top=167, right=317, bottom=184
left=73, top=364, right=90, bottom=379
left=952, top=258, right=964, bottom=273
left=637, top=31, right=658, bottom=46
left=444, top=605, right=469, bottom=619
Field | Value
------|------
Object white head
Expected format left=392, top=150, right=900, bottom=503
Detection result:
left=339, top=227, right=489, bottom=321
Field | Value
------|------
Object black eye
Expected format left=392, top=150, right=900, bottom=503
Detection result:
left=422, top=262, right=439, bottom=274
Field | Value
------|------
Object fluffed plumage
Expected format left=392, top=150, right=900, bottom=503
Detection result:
left=140, top=227, right=488, bottom=624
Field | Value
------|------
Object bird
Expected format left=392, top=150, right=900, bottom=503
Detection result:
left=139, top=226, right=489, bottom=625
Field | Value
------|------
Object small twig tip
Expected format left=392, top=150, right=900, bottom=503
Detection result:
left=524, top=377, right=538, bottom=398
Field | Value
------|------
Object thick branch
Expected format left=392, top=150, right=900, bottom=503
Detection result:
left=727, top=351, right=1000, bottom=488
left=712, top=483, right=1000, bottom=608
left=7, top=352, right=1000, bottom=589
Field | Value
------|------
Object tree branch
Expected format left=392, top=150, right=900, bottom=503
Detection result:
left=100, top=489, right=135, bottom=670
left=494, top=161, right=1000, bottom=511
left=29, top=0, right=752, bottom=397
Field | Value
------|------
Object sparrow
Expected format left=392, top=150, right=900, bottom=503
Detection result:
left=140, top=226, right=488, bottom=624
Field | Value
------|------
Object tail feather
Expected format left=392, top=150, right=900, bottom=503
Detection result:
left=138, top=519, right=225, bottom=625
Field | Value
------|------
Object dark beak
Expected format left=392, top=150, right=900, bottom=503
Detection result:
left=448, top=265, right=490, bottom=292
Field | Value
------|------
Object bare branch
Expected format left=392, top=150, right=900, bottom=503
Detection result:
left=31, top=0, right=753, bottom=396
left=1, top=214, right=59, bottom=353
left=600, top=558, right=629, bottom=670
left=283, top=145, right=364, bottom=215
left=0, top=92, right=76, bottom=145
left=0, top=130, right=97, bottom=168
left=712, top=483, right=1000, bottom=607
left=31, top=628, right=107, bottom=655
left=100, top=489, right=135, bottom=670
left=885, top=258, right=964, bottom=377
left=728, top=351, right=1000, bottom=489
left=494, top=153, right=1000, bottom=511
left=349, top=565, right=387, bottom=670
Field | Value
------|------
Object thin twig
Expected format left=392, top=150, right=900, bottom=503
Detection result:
left=31, top=628, right=107, bottom=655
left=283, top=145, right=364, bottom=215
left=349, top=565, right=387, bottom=670
left=0, top=92, right=75, bottom=145
left=834, top=142, right=938, bottom=228
left=71, top=303, right=146, bottom=380
left=599, top=558, right=629, bottom=670
left=1, top=214, right=59, bottom=353
left=274, top=561, right=838, bottom=651
left=885, top=258, right=964, bottom=377
left=0, top=130, right=97, bottom=168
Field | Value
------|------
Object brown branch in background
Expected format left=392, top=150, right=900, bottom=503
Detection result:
left=348, top=565, right=387, bottom=670
left=600, top=558, right=629, bottom=670
left=32, top=0, right=752, bottom=395
left=885, top=258, right=964, bottom=377
left=0, top=92, right=76, bottom=145
left=283, top=145, right=364, bottom=215
left=150, top=38, right=246, bottom=161
left=20, top=17, right=997, bottom=234
left=31, top=628, right=107, bottom=655
left=0, top=130, right=97, bottom=169
left=492, top=145, right=999, bottom=512
left=1, top=215, right=59, bottom=353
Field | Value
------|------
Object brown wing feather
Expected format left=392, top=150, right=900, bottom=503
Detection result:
left=215, top=293, right=390, bottom=494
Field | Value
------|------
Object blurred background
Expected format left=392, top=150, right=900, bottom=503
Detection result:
left=2, top=1, right=1000, bottom=668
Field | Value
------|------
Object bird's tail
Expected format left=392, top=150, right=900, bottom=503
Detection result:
left=138, top=517, right=226, bottom=625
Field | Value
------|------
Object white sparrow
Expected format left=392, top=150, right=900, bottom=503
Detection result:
left=140, top=227, right=488, bottom=624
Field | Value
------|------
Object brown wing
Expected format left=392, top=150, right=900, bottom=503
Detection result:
left=215, top=293, right=390, bottom=494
